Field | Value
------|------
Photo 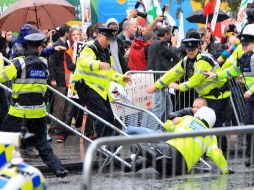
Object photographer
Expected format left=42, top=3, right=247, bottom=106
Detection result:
left=146, top=25, right=179, bottom=123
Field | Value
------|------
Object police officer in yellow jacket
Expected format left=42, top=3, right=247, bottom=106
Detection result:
left=0, top=33, right=68, bottom=177
left=206, top=24, right=254, bottom=167
left=129, top=107, right=232, bottom=175
left=147, top=31, right=231, bottom=152
left=71, top=27, right=132, bottom=137
left=147, top=31, right=231, bottom=128
left=162, top=106, right=229, bottom=175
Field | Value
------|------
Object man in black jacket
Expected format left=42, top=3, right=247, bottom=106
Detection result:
left=145, top=25, right=179, bottom=124
left=48, top=24, right=70, bottom=133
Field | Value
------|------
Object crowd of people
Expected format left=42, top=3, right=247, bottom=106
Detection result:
left=0, top=2, right=254, bottom=177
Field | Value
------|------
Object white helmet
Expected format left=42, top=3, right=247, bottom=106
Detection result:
left=240, top=24, right=254, bottom=37
left=194, top=106, right=216, bottom=128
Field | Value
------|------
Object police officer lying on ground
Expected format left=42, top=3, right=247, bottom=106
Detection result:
left=122, top=106, right=234, bottom=175
left=0, top=33, right=68, bottom=177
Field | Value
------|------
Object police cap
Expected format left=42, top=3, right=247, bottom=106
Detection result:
left=98, top=27, right=117, bottom=39
left=24, top=33, right=46, bottom=42
left=239, top=35, right=254, bottom=46
left=182, top=31, right=201, bottom=51
left=238, top=24, right=254, bottom=45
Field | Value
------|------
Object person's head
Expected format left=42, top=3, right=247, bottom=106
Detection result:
left=58, top=24, right=70, bottom=39
left=247, top=7, right=254, bottom=24
left=17, top=24, right=40, bottom=46
left=69, top=28, right=81, bottom=47
left=5, top=31, right=12, bottom=43
left=106, top=18, right=119, bottom=39
left=24, top=32, right=47, bottom=53
left=204, top=27, right=213, bottom=44
left=192, top=98, right=207, bottom=114
left=194, top=106, right=216, bottom=128
left=106, top=18, right=119, bottom=31
left=238, top=24, right=254, bottom=53
left=97, top=27, right=116, bottom=48
left=157, top=25, right=172, bottom=42
left=122, top=20, right=137, bottom=39
left=182, top=31, right=201, bottom=59
left=227, top=35, right=237, bottom=49
left=143, top=31, right=156, bottom=43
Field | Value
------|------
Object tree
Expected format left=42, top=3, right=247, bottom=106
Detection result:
left=192, top=0, right=241, bottom=18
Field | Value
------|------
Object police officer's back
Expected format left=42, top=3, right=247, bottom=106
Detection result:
left=0, top=33, right=68, bottom=177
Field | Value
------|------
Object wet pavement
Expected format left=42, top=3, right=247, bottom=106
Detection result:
left=23, top=135, right=254, bottom=190
left=24, top=134, right=87, bottom=172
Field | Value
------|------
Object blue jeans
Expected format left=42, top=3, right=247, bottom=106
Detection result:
left=151, top=89, right=173, bottom=121
left=141, top=89, right=173, bottom=129
left=125, top=126, right=159, bottom=135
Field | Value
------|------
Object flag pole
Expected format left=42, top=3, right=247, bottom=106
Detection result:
left=205, top=15, right=208, bottom=29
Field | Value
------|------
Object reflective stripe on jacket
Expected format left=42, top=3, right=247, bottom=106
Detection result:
left=0, top=54, right=48, bottom=118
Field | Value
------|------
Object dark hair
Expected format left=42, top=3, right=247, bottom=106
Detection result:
left=185, top=28, right=197, bottom=38
left=188, top=31, right=201, bottom=40
left=58, top=24, right=70, bottom=37
left=157, top=25, right=172, bottom=37
left=228, top=24, right=236, bottom=33
left=247, top=8, right=254, bottom=24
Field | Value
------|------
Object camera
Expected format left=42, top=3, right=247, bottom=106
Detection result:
left=135, top=2, right=147, bottom=18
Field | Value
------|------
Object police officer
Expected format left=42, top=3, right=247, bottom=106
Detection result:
left=147, top=32, right=230, bottom=126
left=71, top=27, right=132, bottom=137
left=205, top=24, right=254, bottom=167
left=129, top=107, right=232, bottom=175
left=0, top=33, right=68, bottom=177
left=147, top=31, right=231, bottom=152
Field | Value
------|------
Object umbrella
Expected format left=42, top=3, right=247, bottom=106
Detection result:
left=186, top=9, right=230, bottom=24
left=0, top=0, right=75, bottom=32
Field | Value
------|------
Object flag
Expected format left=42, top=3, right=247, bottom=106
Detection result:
left=237, top=0, right=248, bottom=31
left=203, top=0, right=216, bottom=16
left=211, top=0, right=221, bottom=32
left=142, top=0, right=162, bottom=24
left=177, top=11, right=184, bottom=48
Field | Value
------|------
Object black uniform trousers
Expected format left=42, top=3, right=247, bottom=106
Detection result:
left=0, top=88, right=8, bottom=129
left=0, top=114, right=64, bottom=173
left=244, top=94, right=254, bottom=160
left=207, top=97, right=230, bottom=153
left=75, top=81, right=114, bottom=137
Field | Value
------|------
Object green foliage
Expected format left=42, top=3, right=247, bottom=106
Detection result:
left=192, top=0, right=242, bottom=18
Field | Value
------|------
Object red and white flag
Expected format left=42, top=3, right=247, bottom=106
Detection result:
left=211, top=0, right=221, bottom=32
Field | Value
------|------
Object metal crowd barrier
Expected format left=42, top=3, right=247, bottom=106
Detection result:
left=124, top=70, right=245, bottom=126
left=0, top=81, right=134, bottom=171
left=82, top=126, right=254, bottom=190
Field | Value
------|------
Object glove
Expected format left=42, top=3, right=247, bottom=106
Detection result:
left=228, top=167, right=235, bottom=174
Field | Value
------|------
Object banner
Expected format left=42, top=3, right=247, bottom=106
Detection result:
left=237, top=0, right=248, bottom=31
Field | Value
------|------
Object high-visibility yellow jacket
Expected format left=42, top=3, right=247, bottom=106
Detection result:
left=217, top=49, right=254, bottom=93
left=164, top=115, right=228, bottom=174
left=0, top=53, right=48, bottom=118
left=221, top=44, right=244, bottom=70
left=71, top=41, right=126, bottom=102
left=154, top=53, right=231, bottom=99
